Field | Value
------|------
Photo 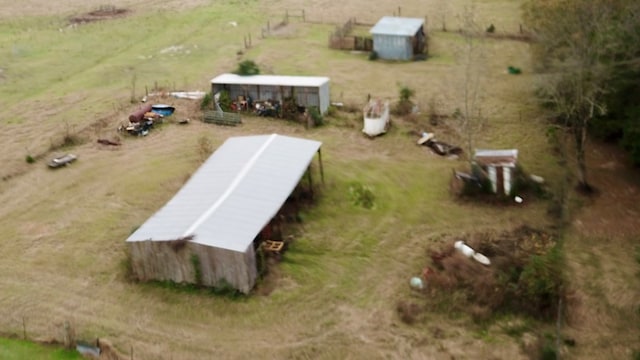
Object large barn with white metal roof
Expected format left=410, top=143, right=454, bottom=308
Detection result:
left=126, top=134, right=323, bottom=294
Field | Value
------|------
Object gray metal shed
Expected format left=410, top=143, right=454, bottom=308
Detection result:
left=211, top=74, right=331, bottom=115
left=126, top=134, right=323, bottom=294
left=370, top=16, right=426, bottom=60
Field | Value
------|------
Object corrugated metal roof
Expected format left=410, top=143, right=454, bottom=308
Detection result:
left=211, top=73, right=329, bottom=87
left=370, top=16, right=424, bottom=36
left=126, top=134, right=322, bottom=253
left=474, top=149, right=518, bottom=167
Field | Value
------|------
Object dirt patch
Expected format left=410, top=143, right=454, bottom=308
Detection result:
left=560, top=140, right=640, bottom=359
left=69, top=6, right=129, bottom=24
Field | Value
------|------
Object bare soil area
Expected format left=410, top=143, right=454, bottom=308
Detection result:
left=562, top=141, right=640, bottom=359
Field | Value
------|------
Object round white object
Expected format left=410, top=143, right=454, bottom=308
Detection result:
left=515, top=196, right=523, bottom=203
left=410, top=277, right=424, bottom=290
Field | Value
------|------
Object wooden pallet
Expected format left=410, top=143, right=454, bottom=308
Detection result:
left=262, top=240, right=284, bottom=253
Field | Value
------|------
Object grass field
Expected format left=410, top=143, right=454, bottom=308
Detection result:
left=0, top=337, right=83, bottom=360
left=0, top=1, right=638, bottom=359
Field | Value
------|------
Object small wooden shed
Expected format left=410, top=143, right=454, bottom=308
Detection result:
left=126, top=134, right=323, bottom=294
left=474, top=149, right=518, bottom=195
left=211, top=74, right=331, bottom=115
left=369, top=16, right=426, bottom=60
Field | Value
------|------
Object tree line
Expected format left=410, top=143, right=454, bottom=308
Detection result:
left=523, top=0, right=640, bottom=190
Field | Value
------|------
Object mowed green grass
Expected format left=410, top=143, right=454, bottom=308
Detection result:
left=0, top=1, right=565, bottom=359
left=0, top=337, right=83, bottom=360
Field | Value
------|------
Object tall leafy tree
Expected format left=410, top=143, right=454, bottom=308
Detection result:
left=523, top=0, right=640, bottom=190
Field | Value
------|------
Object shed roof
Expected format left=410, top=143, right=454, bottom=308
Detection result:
left=211, top=73, right=329, bottom=87
left=126, top=134, right=322, bottom=253
left=474, top=149, right=518, bottom=167
left=370, top=16, right=424, bottom=36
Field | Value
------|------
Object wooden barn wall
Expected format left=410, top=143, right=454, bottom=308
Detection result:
left=192, top=242, right=257, bottom=294
left=129, top=241, right=258, bottom=294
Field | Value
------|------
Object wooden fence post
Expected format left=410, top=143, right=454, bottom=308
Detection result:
left=302, top=9, right=305, bottom=22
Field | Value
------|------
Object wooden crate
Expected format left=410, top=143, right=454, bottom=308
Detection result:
left=262, top=240, right=284, bottom=253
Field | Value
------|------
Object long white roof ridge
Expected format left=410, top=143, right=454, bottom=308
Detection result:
left=181, top=133, right=278, bottom=237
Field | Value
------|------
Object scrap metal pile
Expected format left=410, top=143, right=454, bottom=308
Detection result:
left=119, top=104, right=175, bottom=136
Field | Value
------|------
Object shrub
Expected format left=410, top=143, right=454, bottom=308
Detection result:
left=200, top=92, right=212, bottom=110
left=25, top=154, right=35, bottom=164
left=234, top=60, right=260, bottom=76
left=308, top=106, right=324, bottom=127
left=399, top=86, right=415, bottom=103
left=517, top=244, right=564, bottom=318
left=217, top=90, right=232, bottom=112
left=348, top=182, right=375, bottom=209
left=368, top=51, right=378, bottom=61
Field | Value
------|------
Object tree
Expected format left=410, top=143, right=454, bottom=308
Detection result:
left=456, top=3, right=487, bottom=163
left=523, top=0, right=640, bottom=191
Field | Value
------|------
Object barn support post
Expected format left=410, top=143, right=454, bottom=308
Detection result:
left=317, top=149, right=324, bottom=184
left=307, top=165, right=314, bottom=199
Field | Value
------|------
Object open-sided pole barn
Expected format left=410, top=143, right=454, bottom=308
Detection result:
left=211, top=73, right=331, bottom=115
left=126, top=134, right=323, bottom=294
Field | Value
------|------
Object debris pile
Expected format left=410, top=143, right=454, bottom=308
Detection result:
left=415, top=226, right=562, bottom=320
left=417, top=132, right=463, bottom=157
left=119, top=104, right=175, bottom=136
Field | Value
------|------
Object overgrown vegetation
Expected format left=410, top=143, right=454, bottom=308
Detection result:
left=200, top=92, right=212, bottom=111
left=348, top=182, right=375, bottom=209
left=410, top=227, right=565, bottom=323
left=308, top=106, right=324, bottom=127
left=393, top=85, right=415, bottom=116
left=190, top=253, right=202, bottom=286
left=234, top=60, right=260, bottom=76
left=216, top=90, right=232, bottom=112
